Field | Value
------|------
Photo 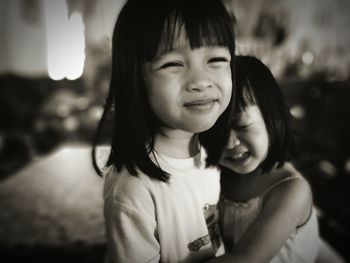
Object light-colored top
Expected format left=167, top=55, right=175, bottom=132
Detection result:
left=103, top=147, right=225, bottom=263
left=219, top=175, right=320, bottom=263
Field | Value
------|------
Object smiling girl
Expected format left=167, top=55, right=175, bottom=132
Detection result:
left=92, top=0, right=236, bottom=262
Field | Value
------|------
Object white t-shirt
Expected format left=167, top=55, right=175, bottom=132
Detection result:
left=103, top=147, right=224, bottom=262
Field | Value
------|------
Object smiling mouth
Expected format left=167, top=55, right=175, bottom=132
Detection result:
left=183, top=99, right=217, bottom=110
left=225, top=151, right=249, bottom=162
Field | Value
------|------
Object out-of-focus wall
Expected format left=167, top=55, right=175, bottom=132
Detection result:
left=0, top=0, right=47, bottom=76
left=1, top=0, right=349, bottom=81
left=223, top=0, right=350, bottom=80
left=0, top=0, right=125, bottom=79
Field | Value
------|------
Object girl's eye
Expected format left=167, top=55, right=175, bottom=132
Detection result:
left=208, top=57, right=230, bottom=66
left=159, top=61, right=183, bottom=69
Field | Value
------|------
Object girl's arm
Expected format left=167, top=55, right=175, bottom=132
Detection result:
left=104, top=171, right=161, bottom=263
left=104, top=197, right=160, bottom=263
left=207, top=177, right=313, bottom=263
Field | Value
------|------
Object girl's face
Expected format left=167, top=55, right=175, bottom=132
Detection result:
left=144, top=29, right=232, bottom=136
left=220, top=105, right=269, bottom=174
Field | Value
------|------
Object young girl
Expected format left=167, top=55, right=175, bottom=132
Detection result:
left=209, top=56, right=320, bottom=263
left=92, top=0, right=236, bottom=262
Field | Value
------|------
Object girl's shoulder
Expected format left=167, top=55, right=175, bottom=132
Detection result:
left=264, top=162, right=309, bottom=199
left=103, top=166, right=156, bottom=206
left=264, top=162, right=304, bottom=189
left=262, top=162, right=312, bottom=226
left=103, top=167, right=158, bottom=223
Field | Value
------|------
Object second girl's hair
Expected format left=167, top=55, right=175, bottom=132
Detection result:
left=234, top=56, right=292, bottom=172
left=92, top=0, right=236, bottom=181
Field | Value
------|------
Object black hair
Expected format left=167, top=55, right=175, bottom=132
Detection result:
left=234, top=55, right=292, bottom=172
left=92, top=0, right=236, bottom=182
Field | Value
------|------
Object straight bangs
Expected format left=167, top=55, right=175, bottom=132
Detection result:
left=142, top=0, right=235, bottom=61
left=183, top=2, right=235, bottom=51
left=236, top=80, right=257, bottom=113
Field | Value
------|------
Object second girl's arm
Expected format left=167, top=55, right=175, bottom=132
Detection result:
left=207, top=176, right=313, bottom=263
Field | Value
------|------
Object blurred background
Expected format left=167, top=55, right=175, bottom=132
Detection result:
left=0, top=0, right=349, bottom=262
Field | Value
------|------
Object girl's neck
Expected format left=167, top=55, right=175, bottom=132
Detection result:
left=238, top=167, right=263, bottom=179
left=222, top=167, right=262, bottom=185
left=221, top=168, right=265, bottom=201
left=154, top=129, right=199, bottom=158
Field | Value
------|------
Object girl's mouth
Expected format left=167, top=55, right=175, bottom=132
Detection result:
left=184, top=98, right=217, bottom=106
left=225, top=151, right=249, bottom=162
left=183, top=99, right=217, bottom=112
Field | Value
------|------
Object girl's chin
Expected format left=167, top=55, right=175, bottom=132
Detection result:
left=220, top=160, right=259, bottom=174
left=181, top=121, right=217, bottom=133
left=231, top=166, right=256, bottom=174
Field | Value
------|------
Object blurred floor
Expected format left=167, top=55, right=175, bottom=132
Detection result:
left=0, top=144, right=106, bottom=262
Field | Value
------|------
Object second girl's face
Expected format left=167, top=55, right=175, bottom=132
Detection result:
left=144, top=29, right=232, bottom=135
left=220, top=105, right=269, bottom=174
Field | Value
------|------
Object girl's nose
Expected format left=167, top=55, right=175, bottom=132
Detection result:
left=226, top=130, right=240, bottom=149
left=186, top=67, right=213, bottom=92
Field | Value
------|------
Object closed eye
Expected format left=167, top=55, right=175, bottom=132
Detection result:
left=159, top=61, right=183, bottom=69
left=208, top=57, right=230, bottom=67
left=209, top=57, right=229, bottom=63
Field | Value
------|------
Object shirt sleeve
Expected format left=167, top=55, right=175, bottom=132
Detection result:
left=104, top=194, right=160, bottom=263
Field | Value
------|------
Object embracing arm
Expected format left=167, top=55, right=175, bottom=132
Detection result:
left=206, top=177, right=313, bottom=263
